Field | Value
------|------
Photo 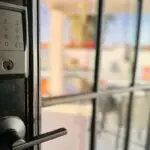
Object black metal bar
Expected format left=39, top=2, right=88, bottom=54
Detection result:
left=43, top=92, right=92, bottom=101
left=123, top=0, right=143, bottom=150
left=42, top=85, right=150, bottom=106
left=144, top=91, right=150, bottom=150
left=13, top=128, right=67, bottom=150
left=90, top=4, right=102, bottom=150
left=145, top=106, right=150, bottom=150
left=27, top=1, right=40, bottom=149
left=90, top=0, right=104, bottom=149
left=36, top=0, right=41, bottom=150
left=92, top=2, right=104, bottom=90
left=42, top=85, right=150, bottom=101
left=27, top=0, right=34, bottom=143
left=102, top=129, right=144, bottom=148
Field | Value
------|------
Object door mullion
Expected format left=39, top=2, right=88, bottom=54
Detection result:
left=123, top=0, right=143, bottom=150
left=90, top=0, right=104, bottom=150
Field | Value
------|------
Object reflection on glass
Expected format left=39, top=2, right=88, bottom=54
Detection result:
left=96, top=91, right=150, bottom=150
left=99, top=0, right=137, bottom=87
left=96, top=91, right=129, bottom=150
left=135, top=0, right=150, bottom=85
left=40, top=0, right=98, bottom=97
left=129, top=90, right=150, bottom=150
left=39, top=0, right=150, bottom=150
left=41, top=100, right=92, bottom=150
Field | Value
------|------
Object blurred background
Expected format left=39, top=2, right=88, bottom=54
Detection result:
left=40, top=0, right=150, bottom=150
left=40, top=0, right=150, bottom=97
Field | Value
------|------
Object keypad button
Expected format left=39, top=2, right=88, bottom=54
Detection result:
left=0, top=9, right=24, bottom=51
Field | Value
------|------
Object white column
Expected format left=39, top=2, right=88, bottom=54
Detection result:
left=48, top=9, right=65, bottom=96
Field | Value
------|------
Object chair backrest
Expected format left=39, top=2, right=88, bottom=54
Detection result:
left=98, top=94, right=117, bottom=113
left=98, top=86, right=119, bottom=113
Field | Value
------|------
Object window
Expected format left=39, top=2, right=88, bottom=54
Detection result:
left=135, top=0, right=150, bottom=85
left=40, top=0, right=98, bottom=97
left=40, top=0, right=150, bottom=150
left=99, top=0, right=137, bottom=87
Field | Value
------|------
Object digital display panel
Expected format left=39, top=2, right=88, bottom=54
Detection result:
left=0, top=9, right=24, bottom=51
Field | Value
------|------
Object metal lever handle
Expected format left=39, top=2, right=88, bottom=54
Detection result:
left=13, top=128, right=67, bottom=150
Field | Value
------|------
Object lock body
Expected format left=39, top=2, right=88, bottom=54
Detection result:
left=0, top=1, right=67, bottom=150
left=0, top=1, right=40, bottom=149
left=0, top=2, right=28, bottom=78
left=0, top=79, right=26, bottom=121
left=0, top=0, right=28, bottom=123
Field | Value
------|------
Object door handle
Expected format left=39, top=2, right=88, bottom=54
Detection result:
left=0, top=116, right=67, bottom=150
left=13, top=128, right=67, bottom=150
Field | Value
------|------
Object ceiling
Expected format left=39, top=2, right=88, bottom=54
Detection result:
left=44, top=0, right=150, bottom=14
left=99, top=0, right=150, bottom=14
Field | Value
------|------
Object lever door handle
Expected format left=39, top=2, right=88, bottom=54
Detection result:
left=0, top=116, right=67, bottom=150
left=13, top=128, right=67, bottom=150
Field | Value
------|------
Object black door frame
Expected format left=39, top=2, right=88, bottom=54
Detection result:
left=26, top=0, right=40, bottom=149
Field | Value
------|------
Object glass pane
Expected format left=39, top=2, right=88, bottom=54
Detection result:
left=96, top=90, right=149, bottom=150
left=40, top=0, right=98, bottom=97
left=129, top=90, right=150, bottom=150
left=96, top=91, right=130, bottom=150
left=41, top=99, right=92, bottom=150
left=135, top=0, right=150, bottom=85
left=99, top=0, right=137, bottom=87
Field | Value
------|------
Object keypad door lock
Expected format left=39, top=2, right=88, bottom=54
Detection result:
left=0, top=2, right=28, bottom=78
left=0, top=116, right=67, bottom=150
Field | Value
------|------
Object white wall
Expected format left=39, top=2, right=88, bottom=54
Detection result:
left=65, top=48, right=150, bottom=85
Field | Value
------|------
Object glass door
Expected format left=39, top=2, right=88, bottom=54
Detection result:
left=40, top=0, right=150, bottom=150
left=40, top=1, right=98, bottom=150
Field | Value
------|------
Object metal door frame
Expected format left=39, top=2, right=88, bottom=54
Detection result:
left=27, top=0, right=40, bottom=149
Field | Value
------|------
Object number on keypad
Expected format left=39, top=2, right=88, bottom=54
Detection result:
left=0, top=9, right=24, bottom=51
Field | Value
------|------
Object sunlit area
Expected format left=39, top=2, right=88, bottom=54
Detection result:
left=40, top=0, right=150, bottom=150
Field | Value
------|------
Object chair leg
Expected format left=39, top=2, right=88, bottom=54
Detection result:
left=115, top=107, right=122, bottom=150
left=97, top=112, right=106, bottom=138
